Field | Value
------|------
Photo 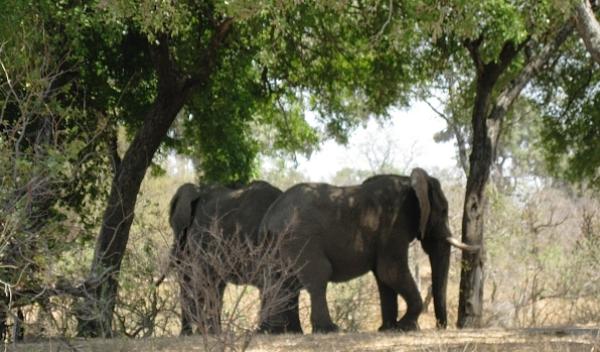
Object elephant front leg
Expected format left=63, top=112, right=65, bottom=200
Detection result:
left=394, top=271, right=422, bottom=331
left=257, top=287, right=303, bottom=334
left=374, top=275, right=398, bottom=331
left=308, top=284, right=338, bottom=333
left=377, top=258, right=422, bottom=332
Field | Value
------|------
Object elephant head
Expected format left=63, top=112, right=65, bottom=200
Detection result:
left=167, top=183, right=230, bottom=267
left=410, top=168, right=478, bottom=328
left=169, top=183, right=202, bottom=240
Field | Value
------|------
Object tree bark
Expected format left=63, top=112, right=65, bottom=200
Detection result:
left=456, top=24, right=573, bottom=328
left=574, top=0, right=600, bottom=65
left=456, top=63, right=499, bottom=329
left=76, top=19, right=234, bottom=337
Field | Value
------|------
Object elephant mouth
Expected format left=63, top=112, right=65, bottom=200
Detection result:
left=445, top=237, right=480, bottom=252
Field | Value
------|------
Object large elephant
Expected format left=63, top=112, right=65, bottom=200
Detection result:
left=259, top=168, right=478, bottom=333
left=168, top=180, right=302, bottom=335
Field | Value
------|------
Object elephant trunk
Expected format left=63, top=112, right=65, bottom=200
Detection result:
left=429, top=240, right=450, bottom=328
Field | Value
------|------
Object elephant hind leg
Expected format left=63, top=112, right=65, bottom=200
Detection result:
left=299, top=256, right=338, bottom=333
left=179, top=274, right=197, bottom=335
left=202, top=280, right=226, bottom=334
left=281, top=288, right=303, bottom=333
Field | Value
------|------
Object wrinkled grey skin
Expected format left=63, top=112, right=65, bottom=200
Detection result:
left=168, top=181, right=302, bottom=335
left=260, top=168, right=473, bottom=333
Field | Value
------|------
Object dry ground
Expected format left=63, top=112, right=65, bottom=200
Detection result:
left=8, top=328, right=599, bottom=352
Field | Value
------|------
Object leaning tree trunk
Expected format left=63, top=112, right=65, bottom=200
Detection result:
left=76, top=46, right=190, bottom=337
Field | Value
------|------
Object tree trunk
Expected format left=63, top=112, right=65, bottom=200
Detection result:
left=456, top=72, right=496, bottom=328
left=456, top=39, right=521, bottom=328
left=76, top=85, right=189, bottom=337
left=574, top=0, right=600, bottom=65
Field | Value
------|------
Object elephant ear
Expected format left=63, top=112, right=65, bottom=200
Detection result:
left=169, top=183, right=202, bottom=237
left=411, top=168, right=430, bottom=240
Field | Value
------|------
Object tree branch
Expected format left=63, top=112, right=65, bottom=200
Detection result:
left=150, top=34, right=180, bottom=92
left=489, top=22, right=574, bottom=122
left=488, top=22, right=574, bottom=157
left=465, top=37, right=524, bottom=90
left=424, top=99, right=470, bottom=174
left=464, top=35, right=485, bottom=74
left=185, top=17, right=235, bottom=89
left=574, top=0, right=600, bottom=65
left=3, top=278, right=91, bottom=309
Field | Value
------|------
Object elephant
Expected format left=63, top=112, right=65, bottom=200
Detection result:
left=259, top=168, right=479, bottom=333
left=168, top=180, right=302, bottom=335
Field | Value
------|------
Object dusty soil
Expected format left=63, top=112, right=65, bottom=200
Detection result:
left=8, top=328, right=599, bottom=352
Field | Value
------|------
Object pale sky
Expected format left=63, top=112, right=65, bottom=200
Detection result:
left=295, top=101, right=458, bottom=181
left=168, top=101, right=459, bottom=181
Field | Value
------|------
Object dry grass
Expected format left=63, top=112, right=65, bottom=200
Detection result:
left=8, top=328, right=599, bottom=352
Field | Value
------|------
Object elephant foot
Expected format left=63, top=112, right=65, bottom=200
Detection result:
left=257, top=324, right=284, bottom=334
left=312, top=323, right=339, bottom=334
left=378, top=321, right=398, bottom=332
left=257, top=319, right=293, bottom=334
left=257, top=318, right=303, bottom=334
left=285, top=325, right=304, bottom=334
left=395, top=319, right=419, bottom=332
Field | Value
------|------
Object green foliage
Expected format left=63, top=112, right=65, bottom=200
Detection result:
left=256, top=1, right=426, bottom=142
left=535, top=38, right=600, bottom=189
left=416, top=1, right=588, bottom=186
left=181, top=29, right=263, bottom=184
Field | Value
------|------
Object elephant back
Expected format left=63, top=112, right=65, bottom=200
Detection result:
left=192, top=180, right=282, bottom=243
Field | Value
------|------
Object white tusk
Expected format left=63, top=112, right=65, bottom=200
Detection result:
left=446, top=237, right=480, bottom=252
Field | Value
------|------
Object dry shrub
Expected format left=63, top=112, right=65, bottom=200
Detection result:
left=173, top=217, right=300, bottom=352
left=114, top=201, right=178, bottom=338
left=483, top=185, right=600, bottom=328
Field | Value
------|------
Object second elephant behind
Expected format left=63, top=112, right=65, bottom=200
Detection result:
left=168, top=180, right=302, bottom=335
